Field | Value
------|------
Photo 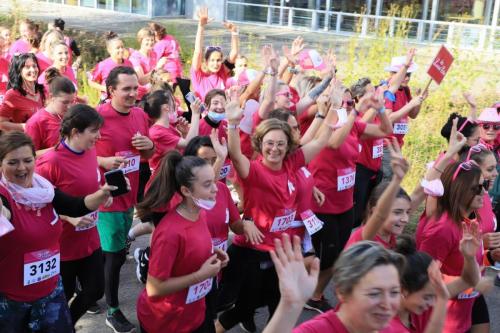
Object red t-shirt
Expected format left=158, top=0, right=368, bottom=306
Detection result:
left=416, top=212, right=482, bottom=333
left=148, top=124, right=181, bottom=172
left=136, top=209, right=212, bottom=333
left=357, top=115, right=383, bottom=172
left=293, top=310, right=349, bottom=333
left=35, top=52, right=53, bottom=73
left=0, top=184, right=61, bottom=302
left=381, top=309, right=433, bottom=333
left=232, top=149, right=306, bottom=252
left=36, top=144, right=101, bottom=261
left=199, top=117, right=232, bottom=180
left=24, top=108, right=61, bottom=150
left=96, top=103, right=150, bottom=212
left=153, top=35, right=183, bottom=79
left=298, top=108, right=314, bottom=137
left=0, top=89, right=43, bottom=123
left=345, top=226, right=396, bottom=250
left=190, top=66, right=229, bottom=101
left=309, top=120, right=367, bottom=214
left=206, top=182, right=240, bottom=250
left=0, top=57, right=8, bottom=97
left=385, top=87, right=412, bottom=147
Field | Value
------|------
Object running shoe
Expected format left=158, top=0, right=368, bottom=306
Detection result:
left=133, top=247, right=149, bottom=284
left=86, top=303, right=101, bottom=314
left=105, top=309, right=136, bottom=333
left=304, top=296, right=332, bottom=313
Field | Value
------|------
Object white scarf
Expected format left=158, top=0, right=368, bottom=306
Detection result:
left=1, top=173, right=55, bottom=211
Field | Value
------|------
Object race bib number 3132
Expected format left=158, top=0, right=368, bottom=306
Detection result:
left=23, top=247, right=60, bottom=286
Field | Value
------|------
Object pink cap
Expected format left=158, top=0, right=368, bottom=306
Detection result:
left=237, top=69, right=258, bottom=86
left=298, top=49, right=326, bottom=70
left=477, top=108, right=500, bottom=123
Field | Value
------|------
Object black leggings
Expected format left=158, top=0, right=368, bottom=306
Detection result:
left=312, top=209, right=354, bottom=271
left=137, top=162, right=151, bottom=203
left=353, top=163, right=381, bottom=228
left=61, top=248, right=104, bottom=325
left=218, top=245, right=280, bottom=330
left=103, top=249, right=126, bottom=308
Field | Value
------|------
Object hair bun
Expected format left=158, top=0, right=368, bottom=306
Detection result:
left=395, top=234, right=417, bottom=256
left=104, top=31, right=118, bottom=41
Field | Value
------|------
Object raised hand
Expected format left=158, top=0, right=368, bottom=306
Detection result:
left=290, top=36, right=305, bottom=58
left=459, top=221, right=481, bottom=260
left=406, top=47, right=416, bottom=66
left=427, top=260, right=450, bottom=300
left=190, top=97, right=204, bottom=116
left=463, top=92, right=477, bottom=108
left=386, top=137, right=409, bottom=181
left=329, top=79, right=344, bottom=110
left=270, top=234, right=320, bottom=307
left=448, top=117, right=467, bottom=155
left=210, top=128, right=228, bottom=160
left=197, top=7, right=213, bottom=27
left=222, top=21, right=238, bottom=33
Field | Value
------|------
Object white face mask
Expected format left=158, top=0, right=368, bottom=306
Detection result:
left=192, top=197, right=216, bottom=210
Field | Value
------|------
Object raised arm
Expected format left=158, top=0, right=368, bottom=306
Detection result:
left=209, top=129, right=227, bottom=181
left=361, top=92, right=393, bottom=139
left=463, top=91, right=478, bottom=121
left=223, top=22, right=240, bottom=64
left=192, top=7, right=212, bottom=72
left=387, top=48, right=416, bottom=94
left=176, top=98, right=202, bottom=148
left=361, top=139, right=409, bottom=241
left=422, top=262, right=449, bottom=333
left=279, top=36, right=305, bottom=84
left=258, top=46, right=279, bottom=119
left=226, top=89, right=251, bottom=179
left=387, top=93, right=425, bottom=123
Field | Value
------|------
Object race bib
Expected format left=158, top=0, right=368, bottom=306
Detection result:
left=116, top=151, right=140, bottom=174
left=212, top=238, right=228, bottom=252
left=302, top=232, right=314, bottom=253
left=186, top=278, right=213, bottom=304
left=75, top=211, right=98, bottom=232
left=372, top=139, right=383, bottom=159
left=337, top=168, right=355, bottom=191
left=457, top=288, right=480, bottom=300
left=393, top=122, right=409, bottom=135
left=23, top=247, right=60, bottom=286
left=270, top=210, right=296, bottom=232
left=219, top=164, right=231, bottom=179
left=301, top=210, right=324, bottom=235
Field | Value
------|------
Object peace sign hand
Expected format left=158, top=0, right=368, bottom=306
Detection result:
left=448, top=117, right=467, bottom=156
left=386, top=137, right=409, bottom=181
left=460, top=221, right=481, bottom=260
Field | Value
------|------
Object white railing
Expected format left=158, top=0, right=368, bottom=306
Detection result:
left=225, top=1, right=500, bottom=51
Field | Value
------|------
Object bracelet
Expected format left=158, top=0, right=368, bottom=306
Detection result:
left=433, top=166, right=444, bottom=173
left=288, top=66, right=299, bottom=74
left=227, top=123, right=240, bottom=130
left=315, top=113, right=326, bottom=119
left=263, top=68, right=277, bottom=76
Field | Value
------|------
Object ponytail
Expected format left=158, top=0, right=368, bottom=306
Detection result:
left=136, top=151, right=207, bottom=222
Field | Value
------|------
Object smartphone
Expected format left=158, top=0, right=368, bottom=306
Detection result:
left=185, top=92, right=206, bottom=113
left=104, top=169, right=129, bottom=197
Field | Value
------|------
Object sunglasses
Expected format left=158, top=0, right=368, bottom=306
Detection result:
left=343, top=100, right=355, bottom=106
left=458, top=118, right=476, bottom=133
left=471, top=180, right=490, bottom=195
left=205, top=45, right=222, bottom=53
left=465, top=143, right=488, bottom=161
left=480, top=123, right=500, bottom=130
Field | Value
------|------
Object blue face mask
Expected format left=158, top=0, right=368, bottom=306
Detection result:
left=208, top=111, right=226, bottom=123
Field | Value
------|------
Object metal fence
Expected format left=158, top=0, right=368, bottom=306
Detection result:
left=225, top=1, right=500, bottom=51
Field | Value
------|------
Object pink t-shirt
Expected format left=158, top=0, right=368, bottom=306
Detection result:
left=293, top=310, right=349, bottom=333
left=95, top=103, right=150, bottom=212
left=153, top=35, right=183, bottom=79
left=136, top=209, right=212, bottom=333
left=24, top=108, right=61, bottom=150
left=90, top=57, right=134, bottom=88
left=309, top=120, right=367, bottom=214
left=35, top=52, right=53, bottom=73
left=0, top=89, right=43, bottom=124
left=206, top=181, right=239, bottom=249
left=129, top=49, right=157, bottom=100
left=38, top=66, right=77, bottom=93
left=345, top=226, right=396, bottom=250
left=416, top=212, right=483, bottom=333
left=232, top=149, right=305, bottom=252
left=36, top=144, right=101, bottom=261
left=148, top=124, right=181, bottom=172
left=9, top=39, right=30, bottom=56
left=190, top=66, right=230, bottom=101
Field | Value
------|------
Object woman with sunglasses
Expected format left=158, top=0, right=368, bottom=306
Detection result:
left=416, top=158, right=485, bottom=333
left=0, top=53, right=44, bottom=132
left=476, top=107, right=500, bottom=151
left=263, top=235, right=404, bottom=333
left=191, top=7, right=239, bottom=101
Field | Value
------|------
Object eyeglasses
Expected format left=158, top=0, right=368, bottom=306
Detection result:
left=452, top=160, right=478, bottom=181
left=471, top=180, right=490, bottom=195
left=480, top=123, right=500, bottom=130
left=263, top=140, right=287, bottom=149
left=465, top=143, right=488, bottom=161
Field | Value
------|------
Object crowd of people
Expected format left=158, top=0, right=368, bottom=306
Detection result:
left=0, top=8, right=499, bottom=333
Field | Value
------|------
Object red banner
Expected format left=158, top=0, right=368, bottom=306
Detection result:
left=427, top=45, right=454, bottom=84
